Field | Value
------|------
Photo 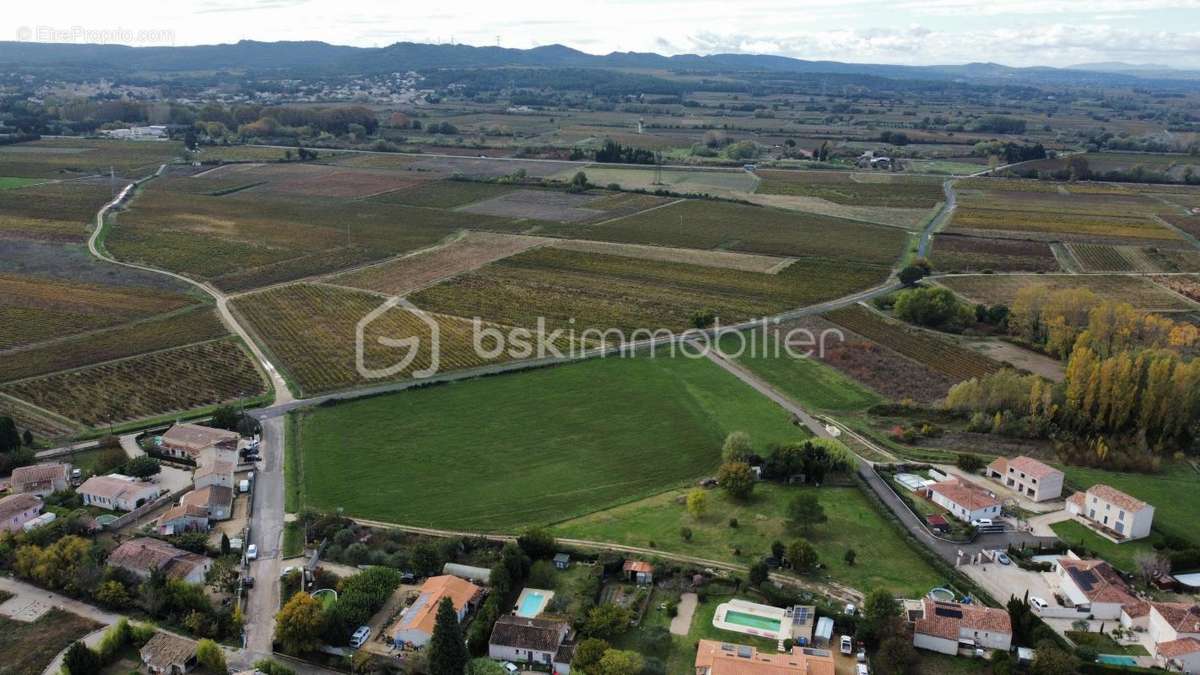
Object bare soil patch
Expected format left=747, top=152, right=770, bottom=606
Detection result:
left=746, top=193, right=932, bottom=230
left=962, top=340, right=1065, bottom=382
left=332, top=231, right=552, bottom=296
left=459, top=189, right=605, bottom=222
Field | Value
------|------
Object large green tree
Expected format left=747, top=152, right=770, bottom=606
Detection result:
left=428, top=597, right=469, bottom=675
left=274, top=592, right=324, bottom=654
left=787, top=493, right=827, bottom=533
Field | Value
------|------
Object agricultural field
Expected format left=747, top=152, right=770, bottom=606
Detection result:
left=369, top=179, right=520, bottom=208
left=0, top=393, right=82, bottom=440
left=289, top=354, right=810, bottom=530
left=548, top=240, right=791, bottom=274
left=331, top=231, right=551, bottom=296
left=231, top=283, right=563, bottom=396
left=549, top=165, right=759, bottom=197
left=755, top=170, right=946, bottom=208
left=553, top=483, right=944, bottom=598
left=1152, top=275, right=1200, bottom=303
left=458, top=189, right=610, bottom=223
left=0, top=609, right=101, bottom=675
left=824, top=305, right=1001, bottom=381
left=1064, top=243, right=1200, bottom=273
left=747, top=192, right=934, bottom=230
left=0, top=179, right=114, bottom=242
left=0, top=273, right=200, bottom=350
left=548, top=199, right=909, bottom=267
left=935, top=274, right=1197, bottom=311
left=1022, top=151, right=1200, bottom=182
left=192, top=144, right=344, bottom=163
left=193, top=161, right=427, bottom=198
left=930, top=234, right=1060, bottom=273
left=0, top=138, right=183, bottom=178
left=1159, top=212, right=1200, bottom=239
left=0, top=307, right=227, bottom=383
left=1, top=338, right=267, bottom=426
left=411, top=247, right=886, bottom=334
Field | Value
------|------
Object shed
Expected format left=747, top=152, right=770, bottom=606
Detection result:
left=623, top=560, right=653, bottom=585
left=553, top=553, right=571, bottom=570
left=443, top=562, right=492, bottom=585
left=814, top=617, right=834, bottom=646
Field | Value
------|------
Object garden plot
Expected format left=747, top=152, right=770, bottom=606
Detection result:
left=458, top=189, right=606, bottom=222
left=931, top=234, right=1060, bottom=273
left=332, top=231, right=553, bottom=296
left=936, top=274, right=1198, bottom=311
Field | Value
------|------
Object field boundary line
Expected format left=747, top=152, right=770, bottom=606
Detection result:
left=0, top=303, right=215, bottom=359
left=586, top=198, right=686, bottom=227
left=0, top=336, right=233, bottom=386
left=0, top=391, right=86, bottom=432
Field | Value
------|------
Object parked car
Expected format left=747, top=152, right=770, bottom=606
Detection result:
left=997, top=553, right=1011, bottom=565
left=856, top=648, right=867, bottom=663
left=242, top=576, right=255, bottom=588
left=246, top=544, right=258, bottom=560
left=972, top=518, right=993, bottom=527
left=1030, top=596, right=1049, bottom=610
left=856, top=664, right=870, bottom=675
left=502, top=663, right=519, bottom=674
left=840, top=635, right=854, bottom=656
left=350, top=625, right=371, bottom=648
left=844, top=603, right=857, bottom=616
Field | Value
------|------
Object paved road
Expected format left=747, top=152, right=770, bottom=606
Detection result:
left=243, top=416, right=286, bottom=659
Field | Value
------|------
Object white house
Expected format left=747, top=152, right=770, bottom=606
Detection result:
left=77, top=474, right=160, bottom=512
left=193, top=461, right=234, bottom=491
left=488, top=615, right=573, bottom=673
left=1066, top=484, right=1154, bottom=541
left=986, top=456, right=1064, bottom=502
left=1053, top=556, right=1140, bottom=621
left=912, top=598, right=1012, bottom=655
left=927, top=478, right=1001, bottom=523
left=1150, top=602, right=1200, bottom=646
left=1157, top=638, right=1200, bottom=674
left=0, top=493, right=43, bottom=533
left=158, top=423, right=239, bottom=463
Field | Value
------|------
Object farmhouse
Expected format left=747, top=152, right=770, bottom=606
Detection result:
left=10, top=462, right=70, bottom=496
left=1066, top=484, right=1154, bottom=541
left=986, top=456, right=1063, bottom=501
left=927, top=477, right=1001, bottom=523
left=912, top=598, right=1012, bottom=656
left=487, top=615, right=574, bottom=673
left=140, top=631, right=198, bottom=674
left=1053, top=556, right=1141, bottom=621
left=0, top=493, right=43, bottom=533
left=624, top=559, right=654, bottom=585
left=158, top=423, right=239, bottom=462
left=194, top=460, right=235, bottom=490
left=108, top=537, right=212, bottom=584
left=77, top=474, right=159, bottom=512
left=693, top=639, right=835, bottom=675
left=389, top=575, right=482, bottom=647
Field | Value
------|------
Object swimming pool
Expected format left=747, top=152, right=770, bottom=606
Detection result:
left=724, top=610, right=782, bottom=632
left=1096, top=655, right=1138, bottom=667
left=515, top=588, right=554, bottom=618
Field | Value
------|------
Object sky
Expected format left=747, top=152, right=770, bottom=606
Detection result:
left=8, top=0, right=1200, bottom=69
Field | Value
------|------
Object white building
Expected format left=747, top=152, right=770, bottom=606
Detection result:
left=986, top=456, right=1064, bottom=502
left=1066, top=484, right=1155, bottom=541
left=927, top=477, right=1001, bottom=523
left=1150, top=603, right=1200, bottom=647
left=0, top=493, right=43, bottom=533
left=488, top=615, right=573, bottom=673
left=912, top=598, right=1012, bottom=656
left=77, top=474, right=160, bottom=512
left=1053, top=556, right=1141, bottom=621
left=1157, top=638, right=1200, bottom=674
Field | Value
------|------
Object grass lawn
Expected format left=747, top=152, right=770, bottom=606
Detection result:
left=0, top=177, right=42, bottom=189
left=1066, top=631, right=1150, bottom=656
left=1060, top=463, right=1200, bottom=548
left=0, top=608, right=101, bottom=675
left=291, top=354, right=810, bottom=531
left=554, top=482, right=944, bottom=597
left=282, top=521, right=304, bottom=558
left=1050, top=519, right=1163, bottom=574
left=718, top=331, right=884, bottom=412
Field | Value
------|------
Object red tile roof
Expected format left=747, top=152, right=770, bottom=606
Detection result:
left=10, top=463, right=69, bottom=490
left=624, top=560, right=654, bottom=574
left=694, top=640, right=835, bottom=675
left=1158, top=637, right=1200, bottom=659
left=914, top=599, right=1011, bottom=641
left=928, top=478, right=1000, bottom=511
left=1005, top=456, right=1061, bottom=480
left=1087, top=484, right=1148, bottom=512
left=1153, top=602, right=1200, bottom=634
left=0, top=493, right=42, bottom=522
left=1058, top=558, right=1140, bottom=607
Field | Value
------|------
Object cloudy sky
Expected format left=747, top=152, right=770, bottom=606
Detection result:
left=9, top=0, right=1200, bottom=68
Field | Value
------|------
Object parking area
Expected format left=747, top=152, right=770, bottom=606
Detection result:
left=960, top=556, right=1060, bottom=607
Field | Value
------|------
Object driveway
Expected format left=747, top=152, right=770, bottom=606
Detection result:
left=242, top=415, right=286, bottom=661
left=670, top=593, right=697, bottom=636
left=1028, top=510, right=1075, bottom=537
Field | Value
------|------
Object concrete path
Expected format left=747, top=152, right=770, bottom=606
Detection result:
left=1027, top=510, right=1075, bottom=537
left=670, top=592, right=697, bottom=636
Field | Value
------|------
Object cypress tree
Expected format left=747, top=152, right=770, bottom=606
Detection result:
left=428, top=597, right=468, bottom=675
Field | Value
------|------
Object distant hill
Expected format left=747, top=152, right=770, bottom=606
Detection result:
left=2, top=39, right=1200, bottom=88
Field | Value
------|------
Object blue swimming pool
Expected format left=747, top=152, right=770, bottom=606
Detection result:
left=1096, top=655, right=1138, bottom=667
left=517, top=591, right=546, bottom=617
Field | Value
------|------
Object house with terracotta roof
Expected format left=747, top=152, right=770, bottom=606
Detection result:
left=912, top=598, right=1012, bottom=656
left=694, top=639, right=835, bottom=675
left=1066, top=484, right=1155, bottom=541
left=156, top=504, right=211, bottom=536
left=193, top=460, right=235, bottom=491
left=9, top=462, right=70, bottom=496
left=927, top=477, right=1001, bottom=523
left=140, top=631, right=198, bottom=674
left=389, top=575, right=482, bottom=647
left=78, top=474, right=160, bottom=512
left=986, top=456, right=1064, bottom=502
left=108, top=537, right=212, bottom=584
left=1053, top=556, right=1142, bottom=621
left=158, top=423, right=239, bottom=462
left=623, top=560, right=654, bottom=585
left=1150, top=602, right=1200, bottom=646
left=1156, top=637, right=1200, bottom=673
left=0, top=493, right=43, bottom=533
left=488, top=615, right=574, bottom=673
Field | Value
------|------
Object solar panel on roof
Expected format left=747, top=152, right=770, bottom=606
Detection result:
left=934, top=607, right=964, bottom=619
left=1071, top=568, right=1098, bottom=592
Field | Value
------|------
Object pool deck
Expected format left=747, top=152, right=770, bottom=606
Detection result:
left=514, top=587, right=554, bottom=618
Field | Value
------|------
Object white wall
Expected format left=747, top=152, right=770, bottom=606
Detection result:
left=488, top=644, right=556, bottom=666
left=913, top=633, right=957, bottom=655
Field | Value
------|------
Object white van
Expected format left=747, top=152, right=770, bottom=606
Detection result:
left=350, top=626, right=371, bottom=648
left=840, top=635, right=854, bottom=656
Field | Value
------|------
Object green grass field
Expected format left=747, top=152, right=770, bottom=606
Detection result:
left=1060, top=463, right=1200, bottom=548
left=1050, top=520, right=1163, bottom=574
left=717, top=331, right=884, bottom=412
left=290, top=354, right=810, bottom=531
left=553, top=482, right=943, bottom=597
left=0, top=177, right=42, bottom=189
